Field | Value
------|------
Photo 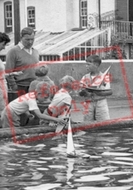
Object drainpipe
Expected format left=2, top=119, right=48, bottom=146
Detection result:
left=13, top=0, right=20, bottom=45
left=25, top=0, right=27, bottom=27
left=98, top=0, right=101, bottom=29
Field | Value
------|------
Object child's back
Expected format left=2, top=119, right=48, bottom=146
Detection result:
left=29, top=65, right=57, bottom=99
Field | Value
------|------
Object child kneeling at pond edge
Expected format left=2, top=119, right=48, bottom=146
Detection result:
left=1, top=81, right=67, bottom=128
left=29, top=65, right=57, bottom=100
left=40, top=75, right=76, bottom=133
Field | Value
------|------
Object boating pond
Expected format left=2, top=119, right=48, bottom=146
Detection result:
left=1, top=125, right=133, bottom=190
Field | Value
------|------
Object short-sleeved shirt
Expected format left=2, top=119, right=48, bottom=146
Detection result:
left=80, top=72, right=110, bottom=89
left=48, top=88, right=72, bottom=111
left=80, top=72, right=111, bottom=100
left=8, top=92, right=39, bottom=115
left=29, top=76, right=57, bottom=99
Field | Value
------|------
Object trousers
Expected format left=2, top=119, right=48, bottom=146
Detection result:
left=84, top=98, right=110, bottom=122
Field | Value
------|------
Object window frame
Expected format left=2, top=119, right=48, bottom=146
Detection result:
left=80, top=0, right=88, bottom=28
left=4, top=1, right=12, bottom=33
left=27, top=6, right=35, bottom=29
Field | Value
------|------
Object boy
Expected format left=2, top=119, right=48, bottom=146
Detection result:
left=41, top=75, right=75, bottom=133
left=79, top=55, right=112, bottom=122
left=29, top=65, right=57, bottom=100
left=1, top=82, right=67, bottom=128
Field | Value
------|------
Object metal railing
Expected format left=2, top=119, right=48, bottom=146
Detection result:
left=101, top=20, right=133, bottom=41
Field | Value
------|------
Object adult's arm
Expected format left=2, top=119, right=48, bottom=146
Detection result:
left=5, top=48, right=18, bottom=90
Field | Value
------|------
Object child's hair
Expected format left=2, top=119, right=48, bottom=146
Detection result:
left=35, top=65, right=49, bottom=77
left=0, top=32, right=10, bottom=44
left=86, top=55, right=101, bottom=66
left=59, top=75, right=75, bottom=90
left=35, top=81, right=50, bottom=98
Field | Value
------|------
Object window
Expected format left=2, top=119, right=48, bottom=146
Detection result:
left=27, top=6, right=35, bottom=29
left=80, top=0, right=87, bottom=28
left=4, top=1, right=12, bottom=33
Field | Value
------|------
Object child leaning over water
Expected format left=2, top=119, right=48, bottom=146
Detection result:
left=1, top=81, right=67, bottom=128
left=40, top=75, right=76, bottom=133
left=29, top=65, right=57, bottom=100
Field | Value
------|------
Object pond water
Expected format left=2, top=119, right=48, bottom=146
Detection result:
left=1, top=126, right=133, bottom=190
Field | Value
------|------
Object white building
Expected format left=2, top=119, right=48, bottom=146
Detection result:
left=0, top=0, right=115, bottom=33
left=0, top=0, right=133, bottom=60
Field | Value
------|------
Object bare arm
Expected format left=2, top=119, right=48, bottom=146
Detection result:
left=50, top=101, right=70, bottom=117
left=33, top=109, right=67, bottom=125
left=5, top=71, right=23, bottom=77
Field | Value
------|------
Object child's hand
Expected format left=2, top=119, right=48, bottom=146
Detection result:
left=79, top=89, right=92, bottom=97
left=29, top=114, right=35, bottom=121
left=57, top=118, right=67, bottom=125
left=63, top=117, right=69, bottom=122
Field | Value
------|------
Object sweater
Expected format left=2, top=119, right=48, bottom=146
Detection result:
left=5, top=45, right=39, bottom=86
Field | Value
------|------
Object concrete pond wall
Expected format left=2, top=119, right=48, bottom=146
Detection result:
left=2, top=60, right=133, bottom=139
left=39, top=60, right=133, bottom=100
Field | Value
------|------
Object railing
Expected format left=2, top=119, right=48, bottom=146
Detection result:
left=101, top=20, right=133, bottom=42
left=62, top=29, right=108, bottom=61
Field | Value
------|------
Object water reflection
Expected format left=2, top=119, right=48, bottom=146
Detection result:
left=0, top=127, right=133, bottom=189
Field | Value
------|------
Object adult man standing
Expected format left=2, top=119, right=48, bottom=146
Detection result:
left=6, top=27, right=39, bottom=94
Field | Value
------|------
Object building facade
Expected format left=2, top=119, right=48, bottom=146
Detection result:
left=1, top=0, right=133, bottom=60
left=0, top=0, right=116, bottom=33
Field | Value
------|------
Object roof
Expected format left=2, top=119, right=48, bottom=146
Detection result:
left=0, top=28, right=105, bottom=56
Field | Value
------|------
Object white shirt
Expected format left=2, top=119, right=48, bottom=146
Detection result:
left=0, top=59, right=6, bottom=80
left=9, top=92, right=39, bottom=115
left=49, top=88, right=72, bottom=109
left=80, top=72, right=110, bottom=89
left=0, top=59, right=7, bottom=90
left=18, top=42, right=33, bottom=55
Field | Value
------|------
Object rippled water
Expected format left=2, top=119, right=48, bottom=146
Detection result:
left=1, top=126, right=133, bottom=190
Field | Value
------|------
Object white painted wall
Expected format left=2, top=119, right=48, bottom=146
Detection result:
left=101, top=0, right=115, bottom=14
left=0, top=0, right=116, bottom=33
left=49, top=0, right=67, bottom=32
left=88, top=0, right=98, bottom=15
left=0, top=0, right=4, bottom=32
left=73, top=0, right=80, bottom=28
left=66, top=0, right=74, bottom=30
left=25, top=0, right=67, bottom=32
left=27, top=0, right=51, bottom=31
left=88, top=0, right=115, bottom=15
left=19, top=0, right=27, bottom=30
